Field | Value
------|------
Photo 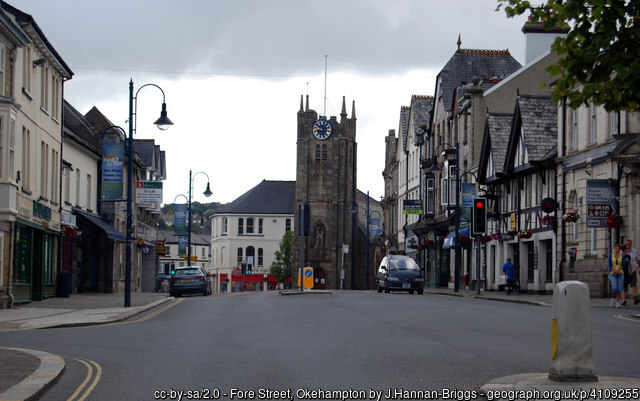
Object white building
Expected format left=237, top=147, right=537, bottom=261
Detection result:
left=210, top=180, right=295, bottom=292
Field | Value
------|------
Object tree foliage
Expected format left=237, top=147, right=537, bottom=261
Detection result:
left=270, top=230, right=293, bottom=285
left=497, top=0, right=640, bottom=111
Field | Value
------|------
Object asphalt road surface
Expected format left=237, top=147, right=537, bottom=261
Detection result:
left=1, top=291, right=638, bottom=400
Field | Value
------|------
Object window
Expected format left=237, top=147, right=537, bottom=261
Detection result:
left=589, top=103, right=597, bottom=144
left=609, top=111, right=618, bottom=136
left=322, top=144, right=328, bottom=161
left=238, top=218, right=244, bottom=235
left=237, top=247, right=243, bottom=264
left=0, top=46, right=4, bottom=96
left=441, top=177, right=449, bottom=206
left=246, top=246, right=255, bottom=268
left=315, top=144, right=321, bottom=162
left=40, top=67, right=49, bottom=112
left=22, top=127, right=31, bottom=189
left=75, top=168, right=81, bottom=205
left=571, top=108, right=578, bottom=150
left=40, top=141, right=49, bottom=197
left=258, top=248, right=263, bottom=266
left=312, top=221, right=326, bottom=248
left=201, top=247, right=205, bottom=258
left=86, top=174, right=92, bottom=209
left=246, top=217, right=254, bottom=234
left=222, top=217, right=228, bottom=235
left=258, top=218, right=263, bottom=234
left=52, top=77, right=60, bottom=120
left=22, top=48, right=32, bottom=94
left=8, top=119, right=14, bottom=180
left=426, top=177, right=435, bottom=214
left=285, top=218, right=291, bottom=231
left=51, top=149, right=58, bottom=201
left=166, top=246, right=171, bottom=256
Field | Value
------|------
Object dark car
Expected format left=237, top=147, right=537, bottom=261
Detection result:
left=376, top=255, right=424, bottom=294
left=170, top=266, right=212, bottom=297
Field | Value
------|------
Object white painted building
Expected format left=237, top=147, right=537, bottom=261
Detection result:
left=210, top=180, right=295, bottom=292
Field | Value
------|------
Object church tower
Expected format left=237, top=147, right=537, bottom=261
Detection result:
left=294, top=95, right=358, bottom=289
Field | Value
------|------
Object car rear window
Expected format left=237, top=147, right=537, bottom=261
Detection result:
left=389, top=258, right=420, bottom=271
left=175, top=268, right=200, bottom=276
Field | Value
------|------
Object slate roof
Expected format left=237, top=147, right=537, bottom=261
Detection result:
left=399, top=106, right=410, bottom=151
left=486, top=113, right=513, bottom=175
left=409, top=95, right=433, bottom=138
left=515, top=95, right=557, bottom=162
left=133, top=139, right=156, bottom=168
left=215, top=180, right=296, bottom=215
left=63, top=100, right=101, bottom=156
left=437, top=49, right=522, bottom=113
left=157, top=229, right=210, bottom=246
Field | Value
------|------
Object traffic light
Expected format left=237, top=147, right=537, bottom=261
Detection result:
left=247, top=264, right=252, bottom=275
left=170, top=263, right=176, bottom=275
left=241, top=263, right=246, bottom=275
left=472, top=198, right=487, bottom=235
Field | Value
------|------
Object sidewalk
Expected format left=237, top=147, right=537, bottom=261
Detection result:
left=1, top=289, right=639, bottom=401
left=0, top=292, right=172, bottom=401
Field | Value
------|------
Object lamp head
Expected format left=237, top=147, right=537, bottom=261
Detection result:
left=154, top=102, right=174, bottom=131
left=203, top=182, right=213, bottom=197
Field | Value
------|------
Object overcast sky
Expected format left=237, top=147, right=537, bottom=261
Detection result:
left=15, top=0, right=528, bottom=205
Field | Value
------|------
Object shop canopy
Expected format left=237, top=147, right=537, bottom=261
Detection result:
left=442, top=226, right=470, bottom=249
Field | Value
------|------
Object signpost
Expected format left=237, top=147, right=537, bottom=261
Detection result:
left=586, top=179, right=618, bottom=228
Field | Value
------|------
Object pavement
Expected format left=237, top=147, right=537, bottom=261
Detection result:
left=0, top=289, right=639, bottom=401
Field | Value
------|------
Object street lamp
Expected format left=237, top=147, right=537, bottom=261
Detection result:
left=125, top=80, right=173, bottom=307
left=187, top=170, right=213, bottom=266
left=426, top=141, right=460, bottom=292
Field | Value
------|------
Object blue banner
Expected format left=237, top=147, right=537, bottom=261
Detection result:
left=174, top=204, right=187, bottom=236
left=101, top=142, right=124, bottom=200
left=461, top=183, right=476, bottom=222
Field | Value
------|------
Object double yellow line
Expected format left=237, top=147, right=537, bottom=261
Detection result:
left=67, top=358, right=101, bottom=401
left=65, top=298, right=183, bottom=399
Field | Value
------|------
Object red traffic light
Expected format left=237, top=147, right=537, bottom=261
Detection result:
left=475, top=200, right=484, bottom=208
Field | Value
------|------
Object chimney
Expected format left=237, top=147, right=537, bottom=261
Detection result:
left=522, top=22, right=569, bottom=65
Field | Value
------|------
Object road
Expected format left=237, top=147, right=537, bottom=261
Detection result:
left=0, top=291, right=638, bottom=400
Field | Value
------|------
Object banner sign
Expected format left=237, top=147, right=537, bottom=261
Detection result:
left=178, top=237, right=187, bottom=257
left=403, top=200, right=423, bottom=215
left=174, top=204, right=187, bottom=236
left=136, top=181, right=163, bottom=205
left=461, top=183, right=476, bottom=222
left=101, top=142, right=124, bottom=200
left=369, top=217, right=381, bottom=244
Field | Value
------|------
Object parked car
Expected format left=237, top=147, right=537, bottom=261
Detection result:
left=170, top=266, right=212, bottom=297
left=376, top=255, right=424, bottom=294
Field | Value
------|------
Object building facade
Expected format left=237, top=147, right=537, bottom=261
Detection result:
left=210, top=180, right=295, bottom=292
left=0, top=2, right=73, bottom=308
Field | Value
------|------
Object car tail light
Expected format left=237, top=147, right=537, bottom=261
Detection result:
left=195, top=275, right=205, bottom=281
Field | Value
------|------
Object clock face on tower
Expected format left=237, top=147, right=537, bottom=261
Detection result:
left=312, top=118, right=333, bottom=141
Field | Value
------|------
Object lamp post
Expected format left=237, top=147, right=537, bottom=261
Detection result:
left=187, top=170, right=213, bottom=266
left=125, top=80, right=173, bottom=307
left=427, top=141, right=460, bottom=292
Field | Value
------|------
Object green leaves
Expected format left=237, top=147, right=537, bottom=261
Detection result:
left=497, top=0, right=640, bottom=111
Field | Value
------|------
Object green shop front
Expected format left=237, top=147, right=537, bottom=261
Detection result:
left=12, top=199, right=60, bottom=303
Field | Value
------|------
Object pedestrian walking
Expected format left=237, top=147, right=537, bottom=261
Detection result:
left=626, top=239, right=639, bottom=305
left=502, top=257, right=516, bottom=295
left=609, top=244, right=626, bottom=308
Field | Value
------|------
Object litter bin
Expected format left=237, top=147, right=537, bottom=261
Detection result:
left=57, top=272, right=71, bottom=298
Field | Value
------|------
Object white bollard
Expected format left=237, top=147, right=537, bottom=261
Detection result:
left=549, top=280, right=597, bottom=382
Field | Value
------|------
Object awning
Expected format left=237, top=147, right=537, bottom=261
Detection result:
left=442, top=226, right=470, bottom=249
left=75, top=210, right=126, bottom=242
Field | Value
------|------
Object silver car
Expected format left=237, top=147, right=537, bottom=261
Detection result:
left=170, top=266, right=212, bottom=297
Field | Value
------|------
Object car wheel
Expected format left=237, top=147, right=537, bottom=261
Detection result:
left=377, top=281, right=382, bottom=293
left=409, top=290, right=414, bottom=294
left=417, top=289, right=424, bottom=295
left=384, top=283, right=390, bottom=294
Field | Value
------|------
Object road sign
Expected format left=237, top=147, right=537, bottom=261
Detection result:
left=586, top=179, right=618, bottom=228
left=297, top=267, right=314, bottom=289
left=403, top=200, right=423, bottom=215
